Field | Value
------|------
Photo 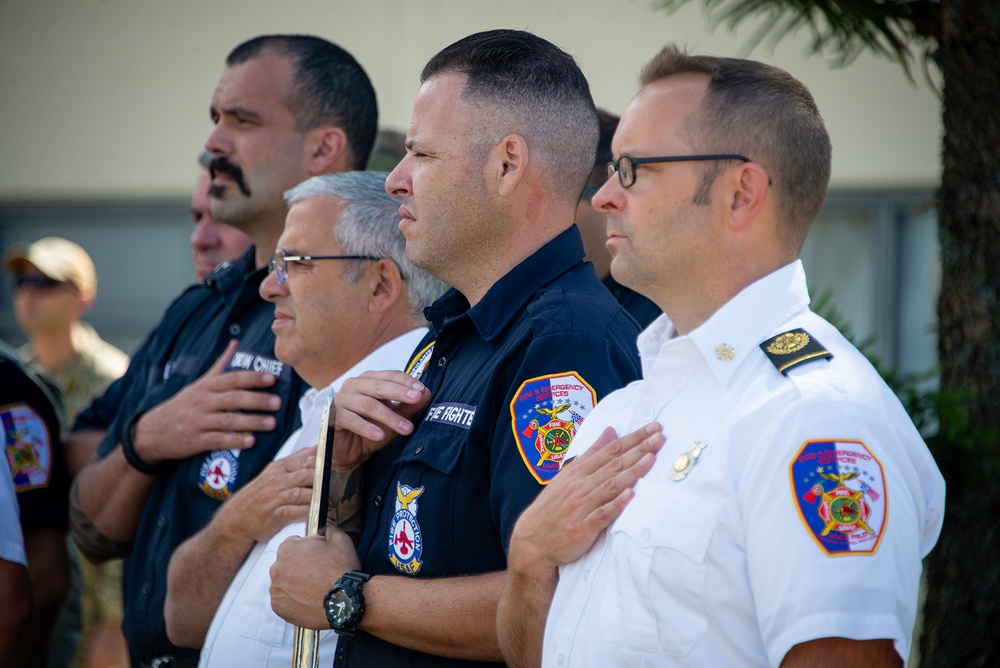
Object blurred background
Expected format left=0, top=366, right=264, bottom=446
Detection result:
left=0, top=0, right=940, bottom=378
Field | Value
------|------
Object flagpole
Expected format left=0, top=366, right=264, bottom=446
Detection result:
left=291, top=390, right=336, bottom=668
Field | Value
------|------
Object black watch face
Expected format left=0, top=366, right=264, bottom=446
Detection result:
left=328, top=589, right=354, bottom=626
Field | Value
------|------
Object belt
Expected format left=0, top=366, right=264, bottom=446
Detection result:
left=139, top=655, right=199, bottom=668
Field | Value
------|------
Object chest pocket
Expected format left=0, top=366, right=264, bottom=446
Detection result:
left=387, top=424, right=466, bottom=577
left=600, top=481, right=721, bottom=656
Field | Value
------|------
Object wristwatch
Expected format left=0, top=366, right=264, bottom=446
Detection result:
left=324, top=571, right=371, bottom=638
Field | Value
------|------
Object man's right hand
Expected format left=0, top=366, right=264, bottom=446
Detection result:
left=330, top=370, right=431, bottom=471
left=133, top=340, right=282, bottom=464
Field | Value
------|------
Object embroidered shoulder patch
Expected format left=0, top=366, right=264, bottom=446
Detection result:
left=789, top=439, right=887, bottom=556
left=198, top=450, right=240, bottom=500
left=2, top=403, right=53, bottom=492
left=760, top=328, right=832, bottom=375
left=511, top=372, right=597, bottom=485
left=406, top=342, right=435, bottom=380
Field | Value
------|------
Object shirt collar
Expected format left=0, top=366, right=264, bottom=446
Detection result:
left=424, top=226, right=585, bottom=342
left=298, top=327, right=430, bottom=416
left=638, top=261, right=810, bottom=384
left=203, top=246, right=263, bottom=308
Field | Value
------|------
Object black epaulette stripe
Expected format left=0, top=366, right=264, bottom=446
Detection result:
left=759, top=328, right=832, bottom=376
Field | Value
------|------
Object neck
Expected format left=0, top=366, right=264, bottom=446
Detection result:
left=30, top=321, right=84, bottom=374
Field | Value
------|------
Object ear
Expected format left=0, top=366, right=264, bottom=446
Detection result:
left=726, top=162, right=770, bottom=231
left=489, top=134, right=529, bottom=197
left=307, top=126, right=349, bottom=174
left=76, top=292, right=96, bottom=316
left=368, top=259, right=404, bottom=314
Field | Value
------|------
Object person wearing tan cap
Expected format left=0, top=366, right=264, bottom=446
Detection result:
left=4, top=237, right=129, bottom=431
left=4, top=236, right=130, bottom=668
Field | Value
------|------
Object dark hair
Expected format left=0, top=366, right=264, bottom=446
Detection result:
left=585, top=109, right=620, bottom=193
left=641, top=45, right=832, bottom=253
left=227, top=35, right=378, bottom=170
left=421, top=29, right=598, bottom=202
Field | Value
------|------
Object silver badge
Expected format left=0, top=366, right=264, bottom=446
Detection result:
left=668, top=441, right=707, bottom=481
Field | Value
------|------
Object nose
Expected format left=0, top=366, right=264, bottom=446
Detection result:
left=385, top=156, right=412, bottom=198
left=204, top=122, right=232, bottom=158
left=591, top=177, right=622, bottom=213
left=190, top=220, right=220, bottom=250
left=259, top=265, right=287, bottom=303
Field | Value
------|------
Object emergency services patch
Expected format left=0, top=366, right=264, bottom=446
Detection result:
left=406, top=342, right=435, bottom=380
left=198, top=449, right=240, bottom=501
left=511, top=372, right=597, bottom=484
left=388, top=482, right=424, bottom=575
left=2, top=403, right=52, bottom=492
left=790, top=439, right=887, bottom=556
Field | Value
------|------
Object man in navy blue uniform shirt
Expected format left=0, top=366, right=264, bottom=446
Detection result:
left=268, top=30, right=642, bottom=668
left=68, top=35, right=378, bottom=666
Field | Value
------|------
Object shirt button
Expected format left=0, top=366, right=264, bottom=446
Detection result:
left=642, top=409, right=655, bottom=421
left=374, top=494, right=382, bottom=508
left=414, top=446, right=424, bottom=455
left=157, top=515, right=166, bottom=527
left=336, top=646, right=345, bottom=662
left=141, top=583, right=150, bottom=594
left=557, top=654, right=565, bottom=666
left=640, top=529, right=651, bottom=543
left=582, top=569, right=591, bottom=582
left=229, top=323, right=241, bottom=336
left=437, top=357, right=447, bottom=368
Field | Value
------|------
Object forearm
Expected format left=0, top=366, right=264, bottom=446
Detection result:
left=327, top=468, right=363, bottom=543
left=165, top=510, right=256, bottom=648
left=0, top=560, right=33, bottom=667
left=70, top=447, right=155, bottom=562
left=64, top=429, right=106, bottom=479
left=23, top=528, right=71, bottom=665
left=361, top=570, right=506, bottom=661
left=497, top=558, right=559, bottom=668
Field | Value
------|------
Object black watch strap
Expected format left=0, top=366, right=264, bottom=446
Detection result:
left=326, top=571, right=371, bottom=639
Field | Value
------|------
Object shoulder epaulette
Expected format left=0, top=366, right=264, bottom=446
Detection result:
left=759, top=328, right=832, bottom=375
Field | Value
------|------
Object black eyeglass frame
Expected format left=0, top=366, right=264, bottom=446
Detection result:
left=268, top=249, right=382, bottom=286
left=607, top=154, right=756, bottom=189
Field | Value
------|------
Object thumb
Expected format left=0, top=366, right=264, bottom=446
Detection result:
left=205, top=339, right=241, bottom=377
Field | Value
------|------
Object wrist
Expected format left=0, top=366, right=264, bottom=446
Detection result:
left=120, top=412, right=166, bottom=475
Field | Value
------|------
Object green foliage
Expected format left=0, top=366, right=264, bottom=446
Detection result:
left=811, top=289, right=997, bottom=495
left=653, top=0, right=938, bottom=78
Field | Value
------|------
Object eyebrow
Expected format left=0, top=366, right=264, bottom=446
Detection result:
left=212, top=105, right=263, bottom=122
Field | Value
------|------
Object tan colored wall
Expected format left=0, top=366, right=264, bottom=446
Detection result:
left=0, top=0, right=940, bottom=200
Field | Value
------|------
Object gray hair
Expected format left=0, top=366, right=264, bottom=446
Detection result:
left=284, top=172, right=448, bottom=322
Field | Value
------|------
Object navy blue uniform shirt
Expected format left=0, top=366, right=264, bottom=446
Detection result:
left=2, top=344, right=69, bottom=534
left=336, top=226, right=642, bottom=668
left=603, top=275, right=661, bottom=331
left=85, top=248, right=307, bottom=663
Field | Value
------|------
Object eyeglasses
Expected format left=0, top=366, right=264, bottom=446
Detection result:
left=267, top=248, right=381, bottom=285
left=607, top=154, right=754, bottom=189
left=13, top=275, right=66, bottom=291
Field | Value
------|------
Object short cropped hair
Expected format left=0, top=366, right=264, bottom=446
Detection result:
left=228, top=35, right=378, bottom=170
left=584, top=109, right=620, bottom=194
left=284, top=172, right=448, bottom=322
left=421, top=29, right=599, bottom=202
left=641, top=45, right=832, bottom=254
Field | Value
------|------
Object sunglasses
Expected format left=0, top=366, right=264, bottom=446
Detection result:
left=13, top=275, right=67, bottom=291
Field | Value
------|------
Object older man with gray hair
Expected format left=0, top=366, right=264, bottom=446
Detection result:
left=162, top=170, right=446, bottom=667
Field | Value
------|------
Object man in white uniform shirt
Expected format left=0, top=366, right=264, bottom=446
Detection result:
left=497, top=46, right=945, bottom=667
left=162, top=171, right=446, bottom=666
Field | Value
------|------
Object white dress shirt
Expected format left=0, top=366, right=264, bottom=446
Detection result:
left=198, top=328, right=427, bottom=667
left=542, top=261, right=945, bottom=667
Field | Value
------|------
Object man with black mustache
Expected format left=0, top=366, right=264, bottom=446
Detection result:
left=68, top=34, right=377, bottom=667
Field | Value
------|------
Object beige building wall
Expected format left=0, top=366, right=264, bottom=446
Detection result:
left=0, top=0, right=940, bottom=201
